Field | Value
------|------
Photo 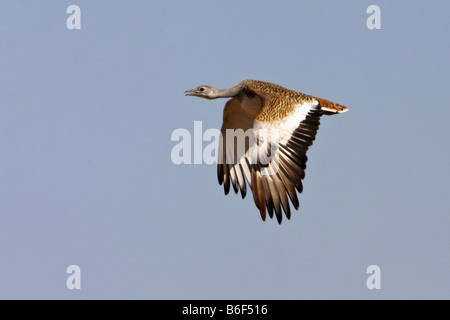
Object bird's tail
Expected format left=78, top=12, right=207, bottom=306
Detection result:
left=316, top=97, right=349, bottom=115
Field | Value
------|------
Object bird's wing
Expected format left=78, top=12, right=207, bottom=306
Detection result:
left=218, top=89, right=321, bottom=224
left=249, top=89, right=321, bottom=223
left=218, top=97, right=255, bottom=200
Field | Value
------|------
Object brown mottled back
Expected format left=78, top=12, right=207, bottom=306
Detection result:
left=239, top=80, right=316, bottom=122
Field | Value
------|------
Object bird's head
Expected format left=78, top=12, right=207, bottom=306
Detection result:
left=185, top=85, right=219, bottom=99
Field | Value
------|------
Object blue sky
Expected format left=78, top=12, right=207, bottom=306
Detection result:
left=0, top=1, right=449, bottom=299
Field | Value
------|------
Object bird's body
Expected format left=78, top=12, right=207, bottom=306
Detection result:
left=185, top=80, right=348, bottom=223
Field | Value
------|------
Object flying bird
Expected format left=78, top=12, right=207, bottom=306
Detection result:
left=185, top=80, right=348, bottom=223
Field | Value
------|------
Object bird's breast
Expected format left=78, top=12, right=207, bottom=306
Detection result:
left=239, top=93, right=262, bottom=116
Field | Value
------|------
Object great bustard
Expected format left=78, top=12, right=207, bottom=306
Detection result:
left=185, top=79, right=348, bottom=224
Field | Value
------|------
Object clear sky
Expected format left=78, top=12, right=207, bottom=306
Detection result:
left=1, top=1, right=449, bottom=299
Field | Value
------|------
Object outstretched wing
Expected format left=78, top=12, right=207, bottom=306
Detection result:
left=217, top=86, right=322, bottom=223
left=217, top=97, right=255, bottom=199
left=250, top=99, right=321, bottom=223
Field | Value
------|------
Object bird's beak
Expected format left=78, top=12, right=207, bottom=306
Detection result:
left=185, top=89, right=197, bottom=96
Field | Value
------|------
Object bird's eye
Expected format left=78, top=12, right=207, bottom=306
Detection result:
left=199, top=87, right=205, bottom=92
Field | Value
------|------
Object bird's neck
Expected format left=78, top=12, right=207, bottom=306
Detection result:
left=213, top=85, right=241, bottom=99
